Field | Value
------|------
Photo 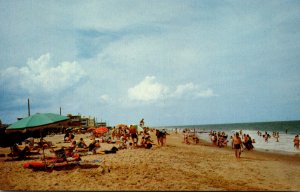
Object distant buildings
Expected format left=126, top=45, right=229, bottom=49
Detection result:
left=67, top=114, right=106, bottom=128
left=96, top=122, right=107, bottom=127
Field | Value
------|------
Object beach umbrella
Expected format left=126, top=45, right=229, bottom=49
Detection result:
left=5, top=113, right=70, bottom=162
left=131, top=125, right=143, bottom=133
left=137, top=125, right=144, bottom=133
left=94, top=127, right=109, bottom=134
left=5, top=113, right=70, bottom=133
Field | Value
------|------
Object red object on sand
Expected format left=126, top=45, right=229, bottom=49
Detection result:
left=94, top=127, right=109, bottom=134
left=23, top=161, right=45, bottom=168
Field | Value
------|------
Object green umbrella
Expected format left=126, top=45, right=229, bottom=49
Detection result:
left=5, top=113, right=70, bottom=162
left=5, top=113, right=70, bottom=133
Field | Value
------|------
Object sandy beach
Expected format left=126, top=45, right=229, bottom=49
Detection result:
left=0, top=131, right=300, bottom=191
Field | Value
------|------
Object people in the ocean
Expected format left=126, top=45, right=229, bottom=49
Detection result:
left=294, top=135, right=299, bottom=150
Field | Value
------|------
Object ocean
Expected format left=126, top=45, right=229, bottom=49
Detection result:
left=158, top=120, right=300, bottom=154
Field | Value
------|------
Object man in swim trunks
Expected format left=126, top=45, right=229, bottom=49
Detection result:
left=129, top=125, right=138, bottom=146
left=233, top=132, right=242, bottom=158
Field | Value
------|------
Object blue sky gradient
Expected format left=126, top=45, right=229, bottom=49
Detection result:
left=1, top=0, right=300, bottom=126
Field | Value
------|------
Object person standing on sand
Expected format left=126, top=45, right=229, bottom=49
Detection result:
left=140, top=118, right=144, bottom=127
left=156, top=129, right=161, bottom=145
left=233, top=132, right=242, bottom=158
left=161, top=129, right=167, bottom=146
left=129, top=125, right=138, bottom=146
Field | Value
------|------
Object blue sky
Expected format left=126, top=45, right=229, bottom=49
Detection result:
left=0, top=0, right=300, bottom=126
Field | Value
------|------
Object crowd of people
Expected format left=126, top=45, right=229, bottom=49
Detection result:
left=182, top=129, right=200, bottom=145
left=61, top=118, right=169, bottom=155
left=9, top=117, right=299, bottom=162
left=207, top=130, right=255, bottom=159
left=209, top=131, right=229, bottom=148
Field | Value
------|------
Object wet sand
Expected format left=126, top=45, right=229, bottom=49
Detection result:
left=0, top=131, right=300, bottom=191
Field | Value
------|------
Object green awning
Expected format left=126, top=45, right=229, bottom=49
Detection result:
left=6, top=113, right=69, bottom=133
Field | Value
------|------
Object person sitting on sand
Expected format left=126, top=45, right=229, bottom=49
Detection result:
left=193, top=135, right=200, bottom=144
left=135, top=137, right=153, bottom=149
left=70, top=140, right=77, bottom=149
left=65, top=132, right=75, bottom=142
left=143, top=137, right=153, bottom=149
left=233, top=132, right=242, bottom=158
left=75, top=138, right=88, bottom=153
left=10, top=143, right=30, bottom=159
left=183, top=130, right=191, bottom=145
left=294, top=135, right=299, bottom=150
left=64, top=132, right=69, bottom=142
left=59, top=141, right=77, bottom=157
left=88, top=139, right=100, bottom=154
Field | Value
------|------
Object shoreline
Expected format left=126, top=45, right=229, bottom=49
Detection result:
left=191, top=132, right=300, bottom=161
left=198, top=133, right=300, bottom=157
left=1, top=131, right=300, bottom=190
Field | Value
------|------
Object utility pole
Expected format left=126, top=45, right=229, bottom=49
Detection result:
left=28, top=98, right=30, bottom=116
left=60, top=107, right=62, bottom=115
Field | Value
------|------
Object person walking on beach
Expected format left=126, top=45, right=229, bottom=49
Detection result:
left=294, top=135, right=299, bottom=150
left=233, top=132, right=242, bottom=158
left=161, top=129, right=167, bottom=146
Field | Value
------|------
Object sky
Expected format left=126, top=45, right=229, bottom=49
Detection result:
left=0, top=0, right=300, bottom=127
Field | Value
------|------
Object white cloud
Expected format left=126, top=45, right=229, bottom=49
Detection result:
left=2, top=53, right=86, bottom=94
left=172, top=83, right=217, bottom=99
left=173, top=82, right=198, bottom=97
left=127, top=76, right=217, bottom=103
left=128, top=76, right=169, bottom=102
